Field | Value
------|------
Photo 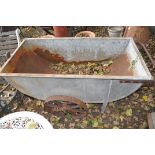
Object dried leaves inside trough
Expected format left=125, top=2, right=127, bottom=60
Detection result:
left=48, top=59, right=113, bottom=75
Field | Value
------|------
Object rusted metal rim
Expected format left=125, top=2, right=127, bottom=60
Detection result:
left=45, top=95, right=87, bottom=109
left=136, top=41, right=155, bottom=68
left=44, top=95, right=88, bottom=115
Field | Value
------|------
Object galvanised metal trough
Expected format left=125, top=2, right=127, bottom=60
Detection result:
left=0, top=38, right=153, bottom=104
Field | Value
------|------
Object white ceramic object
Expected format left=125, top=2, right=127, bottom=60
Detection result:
left=108, top=26, right=124, bottom=37
left=0, top=111, right=53, bottom=129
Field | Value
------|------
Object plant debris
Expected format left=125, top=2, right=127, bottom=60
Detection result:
left=48, top=60, right=113, bottom=75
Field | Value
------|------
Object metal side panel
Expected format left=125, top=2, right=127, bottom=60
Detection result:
left=5, top=76, right=141, bottom=103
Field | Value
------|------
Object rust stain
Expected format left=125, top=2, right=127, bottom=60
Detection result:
left=109, top=54, right=133, bottom=76
left=2, top=48, right=27, bottom=73
left=33, top=48, right=64, bottom=63
left=3, top=47, right=133, bottom=76
left=7, top=48, right=53, bottom=74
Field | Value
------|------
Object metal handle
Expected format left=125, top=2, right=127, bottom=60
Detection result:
left=120, top=41, right=155, bottom=84
left=120, top=79, right=155, bottom=84
left=136, top=41, right=155, bottom=68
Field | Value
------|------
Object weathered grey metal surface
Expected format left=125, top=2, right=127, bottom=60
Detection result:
left=22, top=38, right=130, bottom=61
left=4, top=77, right=142, bottom=102
left=0, top=38, right=153, bottom=103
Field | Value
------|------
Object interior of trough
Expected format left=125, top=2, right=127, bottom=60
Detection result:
left=1, top=37, right=151, bottom=78
left=1, top=47, right=134, bottom=76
